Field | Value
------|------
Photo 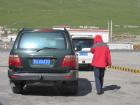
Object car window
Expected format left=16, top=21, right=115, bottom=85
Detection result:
left=19, top=32, right=66, bottom=49
left=72, top=38, right=93, bottom=48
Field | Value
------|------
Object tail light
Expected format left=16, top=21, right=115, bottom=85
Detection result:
left=9, top=54, right=22, bottom=68
left=61, top=55, right=78, bottom=69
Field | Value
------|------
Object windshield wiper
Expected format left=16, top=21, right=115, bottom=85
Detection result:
left=36, top=47, right=57, bottom=52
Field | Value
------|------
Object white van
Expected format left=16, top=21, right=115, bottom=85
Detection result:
left=72, top=35, right=93, bottom=70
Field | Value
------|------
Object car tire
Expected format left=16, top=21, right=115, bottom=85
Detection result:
left=10, top=81, right=22, bottom=94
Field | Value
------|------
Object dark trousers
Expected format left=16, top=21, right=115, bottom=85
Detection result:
left=93, top=67, right=105, bottom=93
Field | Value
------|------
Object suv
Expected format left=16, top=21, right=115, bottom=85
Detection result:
left=8, top=28, right=78, bottom=94
left=72, top=36, right=93, bottom=70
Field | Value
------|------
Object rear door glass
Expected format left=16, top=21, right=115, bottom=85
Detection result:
left=72, top=38, right=93, bottom=48
left=19, top=32, right=66, bottom=49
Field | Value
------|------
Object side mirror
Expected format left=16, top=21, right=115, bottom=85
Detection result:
left=75, top=45, right=82, bottom=51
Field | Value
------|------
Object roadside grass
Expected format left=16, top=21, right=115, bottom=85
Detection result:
left=0, top=0, right=140, bottom=35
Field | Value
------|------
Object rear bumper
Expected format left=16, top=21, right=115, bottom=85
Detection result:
left=79, top=63, right=92, bottom=67
left=8, top=69, right=78, bottom=81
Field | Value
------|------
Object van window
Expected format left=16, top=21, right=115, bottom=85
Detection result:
left=72, top=38, right=93, bottom=48
left=19, top=32, right=66, bottom=49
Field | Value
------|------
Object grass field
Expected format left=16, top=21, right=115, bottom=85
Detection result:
left=0, top=0, right=140, bottom=35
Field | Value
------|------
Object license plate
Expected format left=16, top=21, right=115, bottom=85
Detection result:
left=79, top=52, right=88, bottom=56
left=32, top=59, right=51, bottom=65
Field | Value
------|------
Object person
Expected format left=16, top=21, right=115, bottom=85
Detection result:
left=91, top=35, right=111, bottom=95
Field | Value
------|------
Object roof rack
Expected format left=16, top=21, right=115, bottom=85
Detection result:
left=22, top=28, right=33, bottom=31
left=17, top=28, right=32, bottom=32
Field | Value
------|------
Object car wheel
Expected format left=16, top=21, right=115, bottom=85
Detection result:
left=10, top=81, right=22, bottom=94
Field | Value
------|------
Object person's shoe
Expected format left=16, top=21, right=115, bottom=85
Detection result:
left=97, top=92, right=102, bottom=95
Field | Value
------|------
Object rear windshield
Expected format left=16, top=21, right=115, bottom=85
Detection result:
left=72, top=38, right=93, bottom=48
left=19, top=32, right=66, bottom=49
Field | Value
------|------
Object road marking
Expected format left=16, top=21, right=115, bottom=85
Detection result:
left=109, top=65, right=140, bottom=74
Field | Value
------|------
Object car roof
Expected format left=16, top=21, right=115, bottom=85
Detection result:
left=20, top=28, right=67, bottom=33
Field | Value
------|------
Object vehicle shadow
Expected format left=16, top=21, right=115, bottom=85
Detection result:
left=0, top=102, right=3, bottom=105
left=103, top=85, right=121, bottom=92
left=78, top=78, right=92, bottom=96
left=22, top=78, right=92, bottom=96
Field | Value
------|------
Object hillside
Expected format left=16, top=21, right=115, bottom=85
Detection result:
left=0, top=0, right=140, bottom=35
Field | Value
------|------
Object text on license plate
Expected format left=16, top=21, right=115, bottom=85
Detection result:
left=79, top=52, right=88, bottom=56
left=32, top=59, right=51, bottom=65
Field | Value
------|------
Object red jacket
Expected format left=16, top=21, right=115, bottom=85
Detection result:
left=91, top=35, right=111, bottom=68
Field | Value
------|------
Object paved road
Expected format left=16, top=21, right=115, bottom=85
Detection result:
left=0, top=50, right=9, bottom=67
left=0, top=51, right=140, bottom=105
left=111, top=51, right=140, bottom=69
left=0, top=67, right=140, bottom=105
